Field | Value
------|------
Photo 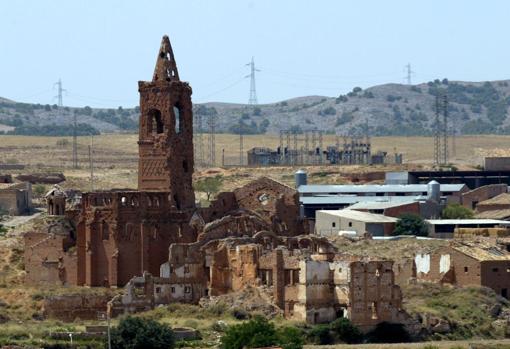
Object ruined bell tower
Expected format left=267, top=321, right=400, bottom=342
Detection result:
left=137, top=35, right=195, bottom=210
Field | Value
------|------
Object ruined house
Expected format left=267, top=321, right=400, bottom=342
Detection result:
left=110, top=234, right=407, bottom=330
left=398, top=240, right=510, bottom=298
left=46, top=185, right=67, bottom=216
left=0, top=181, right=32, bottom=215
left=24, top=218, right=77, bottom=286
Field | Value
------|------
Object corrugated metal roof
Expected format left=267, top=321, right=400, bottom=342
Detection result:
left=426, top=219, right=510, bottom=225
left=298, top=183, right=465, bottom=194
left=348, top=200, right=417, bottom=210
left=300, top=195, right=421, bottom=205
left=318, top=209, right=398, bottom=223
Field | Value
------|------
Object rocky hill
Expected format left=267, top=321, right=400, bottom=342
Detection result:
left=2, top=78, right=510, bottom=136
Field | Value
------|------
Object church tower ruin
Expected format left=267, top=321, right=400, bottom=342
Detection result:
left=137, top=35, right=195, bottom=210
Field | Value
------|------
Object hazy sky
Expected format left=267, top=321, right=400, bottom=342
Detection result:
left=1, top=0, right=509, bottom=107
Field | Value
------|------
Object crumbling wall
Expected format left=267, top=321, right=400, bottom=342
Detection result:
left=348, top=261, right=404, bottom=332
left=43, top=293, right=113, bottom=321
left=0, top=182, right=31, bottom=215
left=233, top=177, right=305, bottom=236
left=24, top=231, right=77, bottom=286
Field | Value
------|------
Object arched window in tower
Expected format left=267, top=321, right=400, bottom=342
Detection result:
left=148, top=109, right=164, bottom=135
left=173, top=104, right=183, bottom=134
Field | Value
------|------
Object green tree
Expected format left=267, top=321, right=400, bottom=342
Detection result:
left=221, top=316, right=277, bottom=349
left=276, top=326, right=304, bottom=349
left=108, top=316, right=175, bottom=349
left=393, top=213, right=428, bottom=236
left=329, top=318, right=362, bottom=344
left=194, top=175, right=223, bottom=201
left=441, top=203, right=474, bottom=219
left=308, top=324, right=333, bottom=345
left=33, top=184, right=46, bottom=198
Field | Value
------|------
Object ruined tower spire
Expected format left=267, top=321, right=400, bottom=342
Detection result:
left=153, top=35, right=180, bottom=82
left=138, top=35, right=195, bottom=210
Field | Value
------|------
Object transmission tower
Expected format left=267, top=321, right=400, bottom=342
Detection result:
left=245, top=57, right=260, bottom=105
left=451, top=112, right=457, bottom=159
left=208, top=115, right=216, bottom=167
left=404, top=63, right=414, bottom=85
left=194, top=113, right=205, bottom=167
left=442, top=93, right=449, bottom=165
left=54, top=79, right=77, bottom=169
left=54, top=78, right=66, bottom=107
left=434, top=94, right=441, bottom=166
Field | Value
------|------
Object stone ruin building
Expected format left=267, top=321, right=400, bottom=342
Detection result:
left=24, top=35, right=406, bottom=330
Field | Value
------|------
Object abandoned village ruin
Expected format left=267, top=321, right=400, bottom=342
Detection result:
left=22, top=36, right=408, bottom=330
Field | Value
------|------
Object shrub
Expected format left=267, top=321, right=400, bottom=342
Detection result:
left=33, top=184, right=47, bottom=198
left=329, top=318, right=362, bottom=344
left=393, top=213, right=428, bottom=236
left=109, top=316, right=175, bottom=349
left=276, top=326, right=304, bottom=349
left=220, top=316, right=277, bottom=349
left=441, top=203, right=474, bottom=219
left=308, top=324, right=333, bottom=345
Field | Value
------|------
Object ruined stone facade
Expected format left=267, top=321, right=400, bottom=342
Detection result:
left=24, top=219, right=77, bottom=286
left=46, top=185, right=66, bottom=216
left=396, top=240, right=510, bottom=298
left=110, top=232, right=407, bottom=330
left=0, top=182, right=32, bottom=215
left=25, top=36, right=306, bottom=289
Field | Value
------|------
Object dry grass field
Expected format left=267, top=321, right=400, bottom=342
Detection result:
left=1, top=133, right=510, bottom=192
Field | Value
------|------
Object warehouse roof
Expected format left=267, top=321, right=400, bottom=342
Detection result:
left=318, top=209, right=398, bottom=223
left=300, top=195, right=420, bottom=205
left=298, top=183, right=466, bottom=194
left=348, top=200, right=417, bottom=210
left=426, top=219, right=510, bottom=225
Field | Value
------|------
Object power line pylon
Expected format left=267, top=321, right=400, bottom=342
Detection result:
left=245, top=57, right=260, bottom=105
left=196, top=113, right=204, bottom=167
left=54, top=79, right=77, bottom=169
left=442, top=93, right=449, bottom=165
left=434, top=94, right=441, bottom=166
left=54, top=78, right=66, bottom=107
left=404, top=63, right=414, bottom=85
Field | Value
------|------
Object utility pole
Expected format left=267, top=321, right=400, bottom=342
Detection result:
left=239, top=119, right=244, bottom=166
left=245, top=57, right=260, bottom=105
left=208, top=115, right=216, bottom=167
left=89, top=135, right=94, bottom=191
left=404, top=63, right=414, bottom=85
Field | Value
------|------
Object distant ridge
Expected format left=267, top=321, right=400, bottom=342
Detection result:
left=2, top=79, right=510, bottom=136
